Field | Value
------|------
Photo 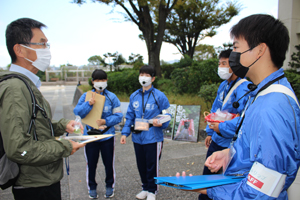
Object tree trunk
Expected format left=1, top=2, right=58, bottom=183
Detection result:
left=148, top=49, right=161, bottom=77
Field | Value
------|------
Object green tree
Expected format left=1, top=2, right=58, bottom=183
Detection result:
left=194, top=44, right=217, bottom=61
left=88, top=55, right=104, bottom=66
left=288, top=44, right=300, bottom=70
left=163, top=0, right=239, bottom=59
left=128, top=53, right=144, bottom=64
left=103, top=52, right=114, bottom=72
left=73, top=0, right=178, bottom=77
left=113, top=53, right=126, bottom=70
left=102, top=52, right=125, bottom=71
left=215, top=42, right=233, bottom=53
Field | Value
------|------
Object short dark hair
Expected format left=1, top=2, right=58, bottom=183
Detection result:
left=219, top=49, right=232, bottom=59
left=5, top=18, right=46, bottom=63
left=92, top=69, right=107, bottom=80
left=230, top=14, right=289, bottom=68
left=139, top=65, right=156, bottom=77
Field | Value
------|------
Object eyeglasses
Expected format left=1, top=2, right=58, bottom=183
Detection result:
left=29, top=42, right=50, bottom=49
left=23, top=42, right=50, bottom=49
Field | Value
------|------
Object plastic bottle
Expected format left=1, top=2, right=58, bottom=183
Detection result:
left=74, top=115, right=82, bottom=135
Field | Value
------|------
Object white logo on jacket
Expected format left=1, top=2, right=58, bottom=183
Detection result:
left=151, top=104, right=155, bottom=110
left=133, top=101, right=139, bottom=110
left=219, top=91, right=224, bottom=102
left=104, top=106, right=111, bottom=113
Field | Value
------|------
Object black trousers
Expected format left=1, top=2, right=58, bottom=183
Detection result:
left=84, top=137, right=115, bottom=190
left=134, top=142, right=163, bottom=194
left=12, top=181, right=61, bottom=200
left=199, top=140, right=227, bottom=200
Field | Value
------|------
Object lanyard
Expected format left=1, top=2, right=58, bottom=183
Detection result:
left=223, top=78, right=238, bottom=101
left=232, top=75, right=285, bottom=141
left=142, top=90, right=152, bottom=118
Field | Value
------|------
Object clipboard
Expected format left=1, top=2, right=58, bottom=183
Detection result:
left=56, top=134, right=114, bottom=144
left=155, top=174, right=244, bottom=190
left=82, top=91, right=105, bottom=129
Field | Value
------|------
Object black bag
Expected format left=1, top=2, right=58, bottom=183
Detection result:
left=87, top=126, right=111, bottom=135
left=0, top=74, right=51, bottom=190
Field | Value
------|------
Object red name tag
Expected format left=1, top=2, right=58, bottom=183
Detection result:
left=248, top=174, right=264, bottom=189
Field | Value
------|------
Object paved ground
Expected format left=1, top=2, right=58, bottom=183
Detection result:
left=0, top=85, right=208, bottom=200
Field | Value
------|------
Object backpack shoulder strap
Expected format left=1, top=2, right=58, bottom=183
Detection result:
left=222, top=79, right=247, bottom=108
left=0, top=74, right=42, bottom=140
left=255, top=84, right=300, bottom=108
left=1, top=74, right=37, bottom=118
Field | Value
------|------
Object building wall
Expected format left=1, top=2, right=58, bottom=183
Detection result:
left=278, top=0, right=300, bottom=69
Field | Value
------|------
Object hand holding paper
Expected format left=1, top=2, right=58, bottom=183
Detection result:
left=69, top=140, right=86, bottom=155
left=153, top=119, right=162, bottom=127
left=174, top=171, right=207, bottom=194
left=82, top=91, right=105, bottom=129
left=89, top=92, right=96, bottom=105
left=205, top=148, right=230, bottom=173
left=96, top=119, right=106, bottom=127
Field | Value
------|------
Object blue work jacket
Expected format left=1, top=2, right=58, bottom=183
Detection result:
left=121, top=86, right=171, bottom=144
left=207, top=77, right=251, bottom=147
left=207, top=68, right=300, bottom=199
left=73, top=89, right=123, bottom=142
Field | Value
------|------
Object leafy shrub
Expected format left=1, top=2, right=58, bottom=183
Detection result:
left=284, top=69, right=300, bottom=100
left=173, top=55, right=193, bottom=69
left=198, top=82, right=220, bottom=109
left=106, top=69, right=140, bottom=94
left=161, top=63, right=175, bottom=79
left=133, top=61, right=144, bottom=70
left=156, top=78, right=175, bottom=94
left=171, top=58, right=221, bottom=94
left=88, top=77, right=92, bottom=87
left=288, top=45, right=300, bottom=70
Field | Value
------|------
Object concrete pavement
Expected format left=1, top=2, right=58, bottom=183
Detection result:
left=0, top=85, right=208, bottom=200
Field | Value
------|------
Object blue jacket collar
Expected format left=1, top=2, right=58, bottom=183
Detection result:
left=228, top=77, right=242, bottom=86
left=250, top=68, right=284, bottom=97
left=139, top=85, right=154, bottom=94
left=92, top=88, right=107, bottom=95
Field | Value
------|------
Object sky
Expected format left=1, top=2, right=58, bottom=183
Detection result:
left=0, top=0, right=278, bottom=68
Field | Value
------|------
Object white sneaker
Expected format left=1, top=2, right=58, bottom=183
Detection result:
left=146, top=192, right=156, bottom=200
left=136, top=190, right=148, bottom=199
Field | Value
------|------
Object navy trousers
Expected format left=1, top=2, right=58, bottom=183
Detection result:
left=199, top=140, right=227, bottom=200
left=84, top=137, right=115, bottom=190
left=12, top=181, right=61, bottom=200
left=134, top=142, right=163, bottom=194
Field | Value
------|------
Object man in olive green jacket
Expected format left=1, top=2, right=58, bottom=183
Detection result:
left=0, top=18, right=85, bottom=200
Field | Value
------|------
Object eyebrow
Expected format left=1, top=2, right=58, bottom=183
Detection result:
left=233, top=41, right=238, bottom=45
left=40, top=38, right=47, bottom=42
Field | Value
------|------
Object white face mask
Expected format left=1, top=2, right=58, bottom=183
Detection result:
left=21, top=44, right=51, bottom=72
left=218, top=67, right=233, bottom=80
left=94, top=81, right=107, bottom=91
left=139, top=76, right=152, bottom=87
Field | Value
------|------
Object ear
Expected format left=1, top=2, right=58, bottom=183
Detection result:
left=151, top=76, right=155, bottom=82
left=257, top=43, right=267, bottom=58
left=13, top=44, right=25, bottom=59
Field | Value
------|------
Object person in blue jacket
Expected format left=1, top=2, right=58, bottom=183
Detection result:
left=74, top=69, right=123, bottom=199
left=192, top=14, right=300, bottom=200
left=200, top=49, right=251, bottom=200
left=120, top=65, right=171, bottom=200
